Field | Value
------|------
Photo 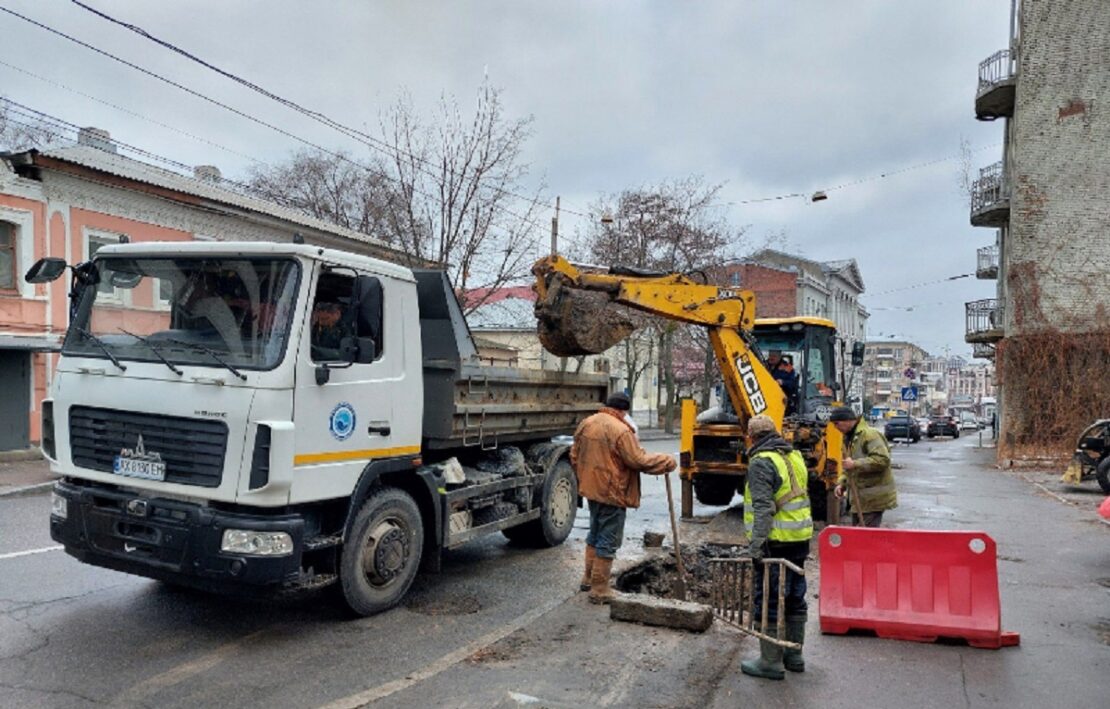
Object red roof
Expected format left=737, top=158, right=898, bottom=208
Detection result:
left=463, top=285, right=536, bottom=309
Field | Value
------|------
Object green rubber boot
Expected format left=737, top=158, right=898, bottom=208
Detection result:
left=783, top=617, right=806, bottom=673
left=740, top=640, right=785, bottom=681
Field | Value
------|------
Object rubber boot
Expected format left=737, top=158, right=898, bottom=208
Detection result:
left=580, top=545, right=597, bottom=591
left=783, top=616, right=806, bottom=673
left=588, top=556, right=616, bottom=605
left=740, top=640, right=785, bottom=681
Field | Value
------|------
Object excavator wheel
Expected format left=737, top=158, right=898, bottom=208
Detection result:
left=693, top=474, right=740, bottom=506
left=1096, top=456, right=1110, bottom=494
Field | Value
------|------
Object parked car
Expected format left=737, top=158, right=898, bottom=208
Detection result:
left=927, top=415, right=960, bottom=438
left=917, top=417, right=931, bottom=435
left=885, top=415, right=921, bottom=443
left=959, top=413, right=981, bottom=431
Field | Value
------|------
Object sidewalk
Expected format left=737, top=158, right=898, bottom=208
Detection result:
left=0, top=455, right=54, bottom=496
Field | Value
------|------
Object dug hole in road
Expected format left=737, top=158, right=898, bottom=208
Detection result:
left=0, top=435, right=1106, bottom=708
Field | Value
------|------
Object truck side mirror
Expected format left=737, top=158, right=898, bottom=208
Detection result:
left=355, top=337, right=377, bottom=364
left=851, top=341, right=866, bottom=367
left=25, top=257, right=68, bottom=283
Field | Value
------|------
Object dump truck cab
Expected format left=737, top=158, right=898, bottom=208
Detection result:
left=33, top=241, right=606, bottom=615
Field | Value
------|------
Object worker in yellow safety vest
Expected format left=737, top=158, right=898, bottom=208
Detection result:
left=741, top=414, right=813, bottom=681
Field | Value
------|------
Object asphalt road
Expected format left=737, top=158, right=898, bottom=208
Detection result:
left=1, top=436, right=1107, bottom=708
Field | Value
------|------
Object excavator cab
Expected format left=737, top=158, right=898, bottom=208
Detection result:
left=751, top=317, right=839, bottom=422
left=681, top=317, right=843, bottom=519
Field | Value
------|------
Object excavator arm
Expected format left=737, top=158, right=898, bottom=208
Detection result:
left=532, top=255, right=787, bottom=427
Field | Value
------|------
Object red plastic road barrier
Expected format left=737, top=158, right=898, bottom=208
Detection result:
left=819, top=526, right=1020, bottom=649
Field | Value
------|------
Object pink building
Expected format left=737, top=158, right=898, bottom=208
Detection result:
left=0, top=128, right=403, bottom=451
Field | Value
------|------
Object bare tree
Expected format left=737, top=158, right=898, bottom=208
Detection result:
left=379, top=82, right=546, bottom=310
left=245, top=81, right=545, bottom=312
left=0, top=100, right=64, bottom=151
left=247, top=148, right=398, bottom=236
left=580, top=177, right=746, bottom=430
left=956, top=136, right=975, bottom=208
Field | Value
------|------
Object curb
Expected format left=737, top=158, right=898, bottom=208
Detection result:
left=0, top=448, right=44, bottom=463
left=0, top=481, right=54, bottom=499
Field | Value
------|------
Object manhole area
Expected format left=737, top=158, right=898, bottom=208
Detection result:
left=1095, top=619, right=1110, bottom=646
left=615, top=543, right=749, bottom=604
left=405, top=592, right=482, bottom=616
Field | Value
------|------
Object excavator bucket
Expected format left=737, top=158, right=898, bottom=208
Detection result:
left=534, top=272, right=641, bottom=356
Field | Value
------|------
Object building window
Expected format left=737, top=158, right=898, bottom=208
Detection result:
left=0, top=221, right=15, bottom=290
left=87, top=232, right=128, bottom=303
left=730, top=272, right=741, bottom=287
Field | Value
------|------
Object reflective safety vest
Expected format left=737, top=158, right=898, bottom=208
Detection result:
left=744, top=450, right=814, bottom=543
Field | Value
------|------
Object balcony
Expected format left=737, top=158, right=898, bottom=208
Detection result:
left=965, top=298, right=1004, bottom=344
left=976, top=49, right=1017, bottom=120
left=970, top=161, right=1010, bottom=227
left=976, top=243, right=999, bottom=279
left=972, top=343, right=996, bottom=360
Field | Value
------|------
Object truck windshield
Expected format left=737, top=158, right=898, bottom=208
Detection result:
left=64, top=257, right=300, bottom=371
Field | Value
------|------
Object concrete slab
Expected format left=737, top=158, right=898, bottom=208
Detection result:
left=610, top=592, right=713, bottom=632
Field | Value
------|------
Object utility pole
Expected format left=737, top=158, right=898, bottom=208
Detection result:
left=550, top=196, right=560, bottom=256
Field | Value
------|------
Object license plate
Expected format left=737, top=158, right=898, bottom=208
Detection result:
left=113, top=456, right=166, bottom=481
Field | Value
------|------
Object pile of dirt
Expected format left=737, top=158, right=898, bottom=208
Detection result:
left=616, top=543, right=749, bottom=604
left=534, top=274, right=641, bottom=356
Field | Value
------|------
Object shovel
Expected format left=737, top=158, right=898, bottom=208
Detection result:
left=663, top=472, right=689, bottom=600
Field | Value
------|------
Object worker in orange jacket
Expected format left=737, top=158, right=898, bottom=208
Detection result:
left=570, top=392, right=676, bottom=604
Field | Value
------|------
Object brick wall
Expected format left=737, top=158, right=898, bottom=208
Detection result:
left=1009, top=0, right=1110, bottom=334
left=997, top=0, right=1110, bottom=460
left=719, top=263, right=797, bottom=318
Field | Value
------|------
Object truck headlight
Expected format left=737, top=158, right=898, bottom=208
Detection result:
left=51, top=492, right=67, bottom=520
left=220, top=529, right=293, bottom=557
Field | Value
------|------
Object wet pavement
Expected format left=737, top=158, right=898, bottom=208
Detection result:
left=1, top=435, right=1107, bottom=707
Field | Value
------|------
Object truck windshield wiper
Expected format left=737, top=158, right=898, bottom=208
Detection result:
left=164, top=337, right=247, bottom=381
left=72, top=327, right=127, bottom=372
left=118, top=328, right=182, bottom=376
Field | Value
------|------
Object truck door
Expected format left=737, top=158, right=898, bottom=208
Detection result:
left=290, top=266, right=415, bottom=503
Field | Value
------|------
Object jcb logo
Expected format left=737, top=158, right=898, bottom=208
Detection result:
left=735, top=354, right=768, bottom=414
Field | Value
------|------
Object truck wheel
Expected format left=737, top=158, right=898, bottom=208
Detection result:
left=503, top=459, right=578, bottom=547
left=1096, top=457, right=1110, bottom=494
left=339, top=487, right=424, bottom=616
left=693, top=474, right=738, bottom=506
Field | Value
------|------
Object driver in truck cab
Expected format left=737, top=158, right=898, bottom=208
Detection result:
left=570, top=392, right=676, bottom=605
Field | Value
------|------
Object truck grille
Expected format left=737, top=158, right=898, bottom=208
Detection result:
left=69, top=406, right=229, bottom=487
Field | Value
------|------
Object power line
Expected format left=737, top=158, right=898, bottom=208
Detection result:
left=0, top=4, right=555, bottom=255
left=0, top=57, right=265, bottom=166
left=862, top=272, right=974, bottom=298
left=67, top=0, right=584, bottom=220
left=724, top=143, right=1002, bottom=207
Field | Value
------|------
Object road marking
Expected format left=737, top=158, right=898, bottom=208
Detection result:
left=317, top=594, right=572, bottom=709
left=113, top=629, right=271, bottom=706
left=0, top=545, right=63, bottom=561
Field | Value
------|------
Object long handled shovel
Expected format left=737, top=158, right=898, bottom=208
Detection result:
left=664, top=472, right=688, bottom=600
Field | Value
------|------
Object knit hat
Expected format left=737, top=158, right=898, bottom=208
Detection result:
left=747, top=414, right=778, bottom=438
left=605, top=392, right=631, bottom=411
left=829, top=406, right=858, bottom=422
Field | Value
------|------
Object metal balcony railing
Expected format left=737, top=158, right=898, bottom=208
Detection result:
left=976, top=49, right=1017, bottom=121
left=972, top=342, right=996, bottom=359
left=977, top=49, right=1016, bottom=95
left=965, top=298, right=1004, bottom=343
left=970, top=161, right=1010, bottom=226
left=976, top=244, right=999, bottom=279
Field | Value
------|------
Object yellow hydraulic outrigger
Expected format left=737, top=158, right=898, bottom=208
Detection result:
left=533, top=255, right=845, bottom=520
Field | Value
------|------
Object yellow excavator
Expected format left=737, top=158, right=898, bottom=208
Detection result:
left=532, top=255, right=864, bottom=521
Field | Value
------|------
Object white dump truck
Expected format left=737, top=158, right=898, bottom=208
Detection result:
left=27, top=241, right=607, bottom=615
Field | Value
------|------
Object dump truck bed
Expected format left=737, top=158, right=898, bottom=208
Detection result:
left=413, top=270, right=609, bottom=451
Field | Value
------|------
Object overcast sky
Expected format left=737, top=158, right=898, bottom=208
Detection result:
left=0, top=0, right=1013, bottom=357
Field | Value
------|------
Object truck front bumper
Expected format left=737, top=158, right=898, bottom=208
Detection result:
left=50, top=479, right=306, bottom=592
